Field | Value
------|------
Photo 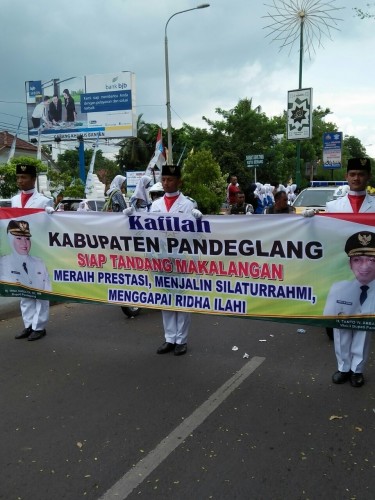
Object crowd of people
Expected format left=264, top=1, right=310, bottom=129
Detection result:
left=226, top=177, right=297, bottom=215
left=1, top=158, right=373, bottom=388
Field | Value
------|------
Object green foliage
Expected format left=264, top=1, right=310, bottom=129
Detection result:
left=116, top=115, right=161, bottom=171
left=51, top=147, right=120, bottom=195
left=198, top=99, right=374, bottom=190
left=182, top=150, right=227, bottom=214
left=0, top=163, right=17, bottom=198
left=48, top=168, right=85, bottom=198
left=343, top=135, right=367, bottom=158
left=2, top=98, right=372, bottom=202
left=63, top=179, right=85, bottom=198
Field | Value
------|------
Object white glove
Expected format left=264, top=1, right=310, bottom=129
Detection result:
left=246, top=211, right=253, bottom=216
left=302, top=208, right=315, bottom=218
left=191, top=208, right=203, bottom=219
left=123, top=206, right=135, bottom=216
left=45, top=206, right=55, bottom=214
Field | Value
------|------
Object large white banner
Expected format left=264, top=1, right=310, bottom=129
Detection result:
left=2, top=208, right=375, bottom=330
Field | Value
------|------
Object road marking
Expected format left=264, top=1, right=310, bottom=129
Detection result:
left=99, top=356, right=265, bottom=499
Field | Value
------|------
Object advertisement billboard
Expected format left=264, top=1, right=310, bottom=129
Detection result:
left=25, top=71, right=136, bottom=141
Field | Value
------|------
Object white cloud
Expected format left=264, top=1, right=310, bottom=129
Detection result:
left=1, top=0, right=374, bottom=158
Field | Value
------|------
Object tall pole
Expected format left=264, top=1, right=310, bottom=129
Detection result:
left=77, top=135, right=85, bottom=182
left=295, top=13, right=304, bottom=187
left=164, top=4, right=210, bottom=164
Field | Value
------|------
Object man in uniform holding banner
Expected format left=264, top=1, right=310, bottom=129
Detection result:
left=147, top=164, right=201, bottom=356
left=10, top=163, right=54, bottom=341
left=325, top=158, right=375, bottom=387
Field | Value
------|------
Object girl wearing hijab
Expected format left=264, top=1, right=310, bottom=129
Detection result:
left=105, top=175, right=127, bottom=212
left=129, top=175, right=152, bottom=212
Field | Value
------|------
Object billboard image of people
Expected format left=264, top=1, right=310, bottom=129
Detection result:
left=25, top=72, right=136, bottom=141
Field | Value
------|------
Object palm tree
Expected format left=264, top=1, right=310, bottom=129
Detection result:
left=116, top=114, right=151, bottom=171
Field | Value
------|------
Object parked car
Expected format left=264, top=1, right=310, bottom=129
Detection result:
left=292, top=181, right=349, bottom=214
left=57, top=198, right=106, bottom=212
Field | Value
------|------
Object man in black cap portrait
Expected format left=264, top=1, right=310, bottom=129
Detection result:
left=0, top=220, right=51, bottom=341
left=10, top=163, right=54, bottom=341
left=326, top=158, right=375, bottom=387
left=11, top=163, right=54, bottom=210
left=326, top=157, right=374, bottom=213
left=324, top=231, right=375, bottom=387
left=149, top=163, right=202, bottom=356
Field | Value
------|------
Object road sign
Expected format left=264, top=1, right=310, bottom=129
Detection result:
left=323, top=132, right=342, bottom=169
left=245, top=154, right=264, bottom=168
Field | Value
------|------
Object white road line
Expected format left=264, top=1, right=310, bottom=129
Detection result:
left=99, top=356, right=265, bottom=500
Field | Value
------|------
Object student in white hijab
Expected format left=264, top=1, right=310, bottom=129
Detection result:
left=129, top=175, right=152, bottom=212
left=105, top=175, right=127, bottom=212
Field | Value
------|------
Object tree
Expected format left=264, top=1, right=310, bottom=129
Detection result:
left=343, top=135, right=367, bottom=158
left=182, top=150, right=227, bottom=214
left=116, top=115, right=161, bottom=171
left=49, top=147, right=120, bottom=197
left=170, top=123, right=212, bottom=165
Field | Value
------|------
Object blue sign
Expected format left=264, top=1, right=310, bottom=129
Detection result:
left=323, top=132, right=343, bottom=169
left=28, top=81, right=42, bottom=97
left=246, top=154, right=264, bottom=168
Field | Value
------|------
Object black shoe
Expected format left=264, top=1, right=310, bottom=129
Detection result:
left=28, top=329, right=46, bottom=341
left=350, top=372, right=365, bottom=388
left=174, top=343, right=187, bottom=356
left=157, top=342, right=175, bottom=354
left=332, top=371, right=350, bottom=384
left=15, top=326, right=33, bottom=339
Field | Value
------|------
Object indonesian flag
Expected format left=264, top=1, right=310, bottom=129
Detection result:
left=145, top=128, right=166, bottom=183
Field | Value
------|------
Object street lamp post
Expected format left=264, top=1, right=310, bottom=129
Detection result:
left=164, top=3, right=209, bottom=164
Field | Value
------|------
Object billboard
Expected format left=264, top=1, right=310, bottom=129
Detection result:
left=287, top=88, right=313, bottom=140
left=25, top=72, right=137, bottom=141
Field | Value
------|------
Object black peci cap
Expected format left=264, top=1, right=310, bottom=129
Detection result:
left=345, top=231, right=375, bottom=257
left=16, top=163, right=37, bottom=176
left=161, top=164, right=181, bottom=178
left=347, top=158, right=371, bottom=172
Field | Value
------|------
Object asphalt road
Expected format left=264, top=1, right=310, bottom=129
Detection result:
left=0, top=302, right=374, bottom=500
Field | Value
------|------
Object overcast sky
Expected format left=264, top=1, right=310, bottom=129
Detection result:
left=1, top=0, right=374, bottom=158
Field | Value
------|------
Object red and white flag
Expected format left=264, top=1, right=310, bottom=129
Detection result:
left=145, top=128, right=166, bottom=183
